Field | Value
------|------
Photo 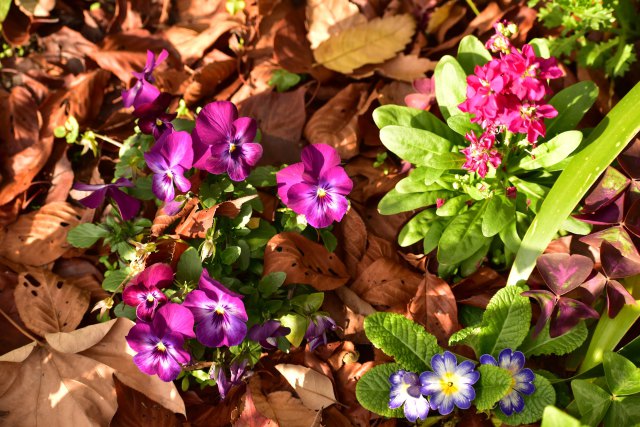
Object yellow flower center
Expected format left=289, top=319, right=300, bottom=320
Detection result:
left=167, top=170, right=174, bottom=179
left=215, top=306, right=225, bottom=315
left=155, top=118, right=164, bottom=126
left=146, top=294, right=155, bottom=302
left=156, top=342, right=167, bottom=352
left=229, top=143, right=236, bottom=153
left=439, top=372, right=460, bottom=396
left=316, top=188, right=327, bottom=198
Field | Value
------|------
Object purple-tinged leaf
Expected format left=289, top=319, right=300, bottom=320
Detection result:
left=575, top=194, right=625, bottom=225
left=618, top=138, right=640, bottom=180
left=580, top=226, right=639, bottom=257
left=578, top=272, right=607, bottom=305
left=536, top=253, right=594, bottom=295
left=583, top=167, right=630, bottom=213
left=624, top=199, right=640, bottom=237
left=521, top=289, right=557, bottom=337
left=600, top=241, right=640, bottom=279
left=551, top=298, right=599, bottom=338
left=606, top=279, right=637, bottom=318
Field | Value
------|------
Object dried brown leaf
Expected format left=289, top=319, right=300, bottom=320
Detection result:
left=275, top=364, right=337, bottom=410
left=175, top=195, right=257, bottom=239
left=0, top=269, right=31, bottom=353
left=306, top=0, right=367, bottom=49
left=263, top=232, right=349, bottom=291
left=164, top=16, right=241, bottom=65
left=151, top=197, right=199, bottom=237
left=274, top=8, right=316, bottom=75
left=235, top=385, right=278, bottom=427
left=376, top=54, right=436, bottom=82
left=184, top=52, right=236, bottom=105
left=266, top=392, right=321, bottom=427
left=350, top=258, right=421, bottom=307
left=111, top=376, right=182, bottom=427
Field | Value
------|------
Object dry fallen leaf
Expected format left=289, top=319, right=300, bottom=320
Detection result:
left=111, top=376, right=182, bottom=427
left=0, top=202, right=85, bottom=266
left=305, top=0, right=367, bottom=49
left=275, top=364, right=337, bottom=411
left=313, top=14, right=416, bottom=74
left=184, top=54, right=236, bottom=105
left=0, top=318, right=185, bottom=426
left=235, top=382, right=278, bottom=427
left=175, top=195, right=258, bottom=239
left=15, top=268, right=90, bottom=337
left=151, top=197, right=199, bottom=238
left=350, top=257, right=421, bottom=307
left=267, top=392, right=321, bottom=427
left=376, top=54, right=437, bottom=82
left=263, top=232, right=350, bottom=291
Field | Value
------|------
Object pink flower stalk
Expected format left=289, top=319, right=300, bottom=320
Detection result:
left=461, top=131, right=502, bottom=177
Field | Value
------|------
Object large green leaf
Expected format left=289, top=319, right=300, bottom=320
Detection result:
left=437, top=201, right=488, bottom=265
left=67, top=223, right=110, bottom=248
left=378, top=188, right=451, bottom=215
left=604, top=395, right=640, bottom=426
left=372, top=105, right=461, bottom=142
left=519, top=321, right=588, bottom=357
left=176, top=247, right=203, bottom=284
left=546, top=81, right=599, bottom=138
left=603, top=352, right=640, bottom=396
left=457, top=35, right=492, bottom=75
left=0, top=0, right=10, bottom=23
left=541, top=406, right=585, bottom=427
left=516, top=131, right=582, bottom=171
left=355, top=363, right=404, bottom=418
left=508, top=82, right=640, bottom=286
left=398, top=209, right=437, bottom=247
left=475, top=364, right=512, bottom=411
left=379, top=126, right=464, bottom=168
left=434, top=55, right=467, bottom=120
left=364, top=312, right=441, bottom=372
left=482, top=195, right=515, bottom=237
left=496, top=374, right=556, bottom=425
left=571, top=380, right=611, bottom=426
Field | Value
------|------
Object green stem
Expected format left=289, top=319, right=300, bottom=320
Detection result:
left=465, top=0, right=481, bottom=16
left=95, top=133, right=124, bottom=149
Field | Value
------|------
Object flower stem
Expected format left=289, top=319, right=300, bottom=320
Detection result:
left=0, top=307, right=44, bottom=345
left=465, top=0, right=481, bottom=16
left=95, top=133, right=124, bottom=149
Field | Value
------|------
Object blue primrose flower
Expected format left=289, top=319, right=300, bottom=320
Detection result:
left=480, top=349, right=536, bottom=415
left=389, top=370, right=430, bottom=422
left=419, top=351, right=480, bottom=415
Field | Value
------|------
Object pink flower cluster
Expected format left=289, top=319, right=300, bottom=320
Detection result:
left=458, top=22, right=563, bottom=177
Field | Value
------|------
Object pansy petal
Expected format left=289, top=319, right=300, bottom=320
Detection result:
left=153, top=302, right=195, bottom=338
left=77, top=188, right=108, bottom=209
left=194, top=101, right=238, bottom=145
left=152, top=173, right=176, bottom=202
left=108, top=188, right=141, bottom=221
left=320, top=165, right=353, bottom=196
left=233, top=117, right=258, bottom=144
left=276, top=163, right=305, bottom=205
left=154, top=353, right=183, bottom=382
left=126, top=323, right=156, bottom=352
left=123, top=284, right=147, bottom=307
left=301, top=143, right=342, bottom=178
left=172, top=171, right=192, bottom=193
left=239, top=142, right=263, bottom=167
left=136, top=299, right=158, bottom=322
left=141, top=263, right=174, bottom=289
left=227, top=157, right=253, bottom=182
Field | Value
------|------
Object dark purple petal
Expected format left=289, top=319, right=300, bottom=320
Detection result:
left=123, top=284, right=148, bottom=307
left=551, top=298, right=599, bottom=338
left=172, top=171, right=192, bottom=193
left=247, top=320, right=290, bottom=350
left=499, top=391, right=524, bottom=415
left=601, top=241, right=640, bottom=279
left=301, top=144, right=342, bottom=181
left=136, top=295, right=160, bottom=322
left=193, top=101, right=238, bottom=146
left=536, top=253, right=594, bottom=295
left=76, top=188, right=108, bottom=209
left=107, top=187, right=141, bottom=221
left=132, top=80, right=161, bottom=109
left=522, top=289, right=557, bottom=337
left=227, top=157, right=253, bottom=182
left=156, top=130, right=194, bottom=169
left=618, top=139, right=640, bottom=180
left=152, top=173, right=176, bottom=202
left=126, top=322, right=157, bottom=353
left=606, top=279, right=637, bottom=318
left=199, top=269, right=244, bottom=299
left=625, top=199, right=640, bottom=238
left=579, top=272, right=607, bottom=305
left=239, top=142, right=263, bottom=167
left=276, top=163, right=305, bottom=205
left=192, top=137, right=214, bottom=170
left=583, top=167, right=630, bottom=213
left=153, top=302, right=195, bottom=339
left=320, top=165, right=353, bottom=196
left=479, top=354, right=498, bottom=366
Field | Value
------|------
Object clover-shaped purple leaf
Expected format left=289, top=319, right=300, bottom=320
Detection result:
left=575, top=194, right=626, bottom=225
left=537, top=253, right=594, bottom=295
left=552, top=298, right=599, bottom=337
left=624, top=199, right=640, bottom=237
left=580, top=226, right=638, bottom=258
left=601, top=241, right=640, bottom=279
left=583, top=167, right=630, bottom=213
left=618, top=138, right=640, bottom=181
left=606, top=279, right=637, bottom=318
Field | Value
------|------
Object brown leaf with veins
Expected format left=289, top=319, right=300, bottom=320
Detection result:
left=306, top=0, right=367, bottom=49
left=151, top=197, right=199, bottom=237
left=0, top=201, right=85, bottom=266
left=15, top=268, right=90, bottom=336
left=451, top=267, right=505, bottom=309
left=67, top=69, right=112, bottom=125
left=304, top=83, right=369, bottom=160
left=334, top=208, right=367, bottom=278
left=184, top=51, right=236, bottom=105
left=408, top=272, right=459, bottom=345
left=263, top=232, right=350, bottom=291
left=235, top=383, right=278, bottom=427
left=274, top=8, right=316, bottom=75
left=376, top=54, right=437, bottom=82
left=175, top=195, right=257, bottom=239
left=0, top=269, right=32, bottom=353
left=0, top=318, right=185, bottom=426
left=350, top=258, right=421, bottom=307
left=111, top=376, right=182, bottom=427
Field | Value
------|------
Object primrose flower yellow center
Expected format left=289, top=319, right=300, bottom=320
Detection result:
left=439, top=372, right=460, bottom=395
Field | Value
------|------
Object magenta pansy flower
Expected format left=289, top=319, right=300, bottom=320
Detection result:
left=215, top=359, right=248, bottom=399
left=276, top=144, right=353, bottom=229
left=73, top=178, right=140, bottom=221
left=192, top=101, right=263, bottom=181
left=125, top=302, right=195, bottom=382
left=123, top=263, right=174, bottom=322
left=133, top=92, right=176, bottom=139
left=183, top=270, right=248, bottom=347
left=145, top=130, right=193, bottom=202
left=122, top=49, right=168, bottom=109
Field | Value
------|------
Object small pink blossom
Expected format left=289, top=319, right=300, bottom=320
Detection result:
left=506, top=102, right=558, bottom=144
left=459, top=60, right=508, bottom=125
left=461, top=132, right=502, bottom=178
left=504, top=45, right=563, bottom=101
left=436, top=198, right=446, bottom=208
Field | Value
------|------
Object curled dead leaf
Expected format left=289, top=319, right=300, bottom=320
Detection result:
left=0, top=202, right=85, bottom=266
left=263, top=232, right=350, bottom=291
left=184, top=52, right=236, bottom=105
left=376, top=54, right=437, bottom=82
left=306, top=0, right=367, bottom=49
left=275, top=364, right=337, bottom=410
left=175, top=195, right=257, bottom=239
left=151, top=197, right=199, bottom=237
left=350, top=257, right=421, bottom=307
left=111, top=376, right=182, bottom=427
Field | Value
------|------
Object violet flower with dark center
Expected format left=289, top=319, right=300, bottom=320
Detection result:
left=122, top=49, right=168, bottom=109
left=480, top=349, right=535, bottom=416
left=305, top=313, right=337, bottom=351
left=276, top=144, right=353, bottom=229
left=389, top=370, right=430, bottom=422
left=215, top=359, right=249, bottom=399
left=522, top=253, right=600, bottom=338
left=125, top=302, right=195, bottom=382
left=183, top=270, right=248, bottom=347
left=247, top=320, right=291, bottom=350
left=134, top=92, right=176, bottom=139
left=145, top=130, right=193, bottom=202
left=192, top=101, right=263, bottom=181
left=123, top=263, right=174, bottom=322
left=73, top=177, right=141, bottom=221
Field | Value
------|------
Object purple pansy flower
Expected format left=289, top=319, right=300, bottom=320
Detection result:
left=247, top=320, right=291, bottom=350
left=133, top=92, right=176, bottom=139
left=122, top=49, right=168, bottom=109
left=125, top=302, right=195, bottom=382
left=183, top=270, right=248, bottom=347
left=73, top=177, right=141, bottom=221
left=389, top=370, right=430, bottom=423
left=192, top=101, right=263, bottom=181
left=122, top=263, right=174, bottom=322
left=145, top=130, right=194, bottom=202
left=480, top=349, right=536, bottom=416
left=215, top=359, right=249, bottom=399
left=276, top=144, right=353, bottom=229
left=305, top=314, right=337, bottom=351
left=419, top=351, right=479, bottom=416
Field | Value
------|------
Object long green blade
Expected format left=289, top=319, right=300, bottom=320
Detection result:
left=508, top=82, right=640, bottom=285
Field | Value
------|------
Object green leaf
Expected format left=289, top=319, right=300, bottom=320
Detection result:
left=436, top=195, right=470, bottom=217
left=113, top=302, right=136, bottom=321
left=437, top=201, right=489, bottom=265
left=604, top=395, right=640, bottom=426
left=268, top=69, right=302, bottom=92
left=434, top=55, right=467, bottom=120
left=372, top=105, right=461, bottom=142
left=176, top=247, right=203, bottom=283
left=364, top=312, right=441, bottom=372
left=247, top=165, right=278, bottom=187
left=603, top=352, right=640, bottom=396
left=546, top=82, right=598, bottom=138
left=496, top=374, right=556, bottom=425
left=379, top=188, right=450, bottom=215
left=0, top=0, right=10, bottom=23
left=102, top=269, right=129, bottom=292
left=355, top=363, right=404, bottom=418
left=457, top=35, right=492, bottom=75
left=541, top=406, right=584, bottom=427
left=446, top=114, right=482, bottom=137
left=474, top=364, right=513, bottom=411
left=379, top=126, right=463, bottom=168
left=449, top=325, right=481, bottom=350
left=221, top=246, right=242, bottom=265
left=571, top=380, right=611, bottom=426
left=396, top=168, right=443, bottom=193
left=508, top=82, right=640, bottom=285
left=398, top=209, right=437, bottom=247
left=66, top=223, right=109, bottom=248
left=482, top=195, right=515, bottom=237
left=516, top=131, right=582, bottom=171
left=520, top=321, right=587, bottom=357
left=280, top=313, right=309, bottom=347
left=529, top=38, right=551, bottom=59
left=423, top=221, right=445, bottom=254
left=291, top=293, right=324, bottom=314
left=477, top=285, right=532, bottom=356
